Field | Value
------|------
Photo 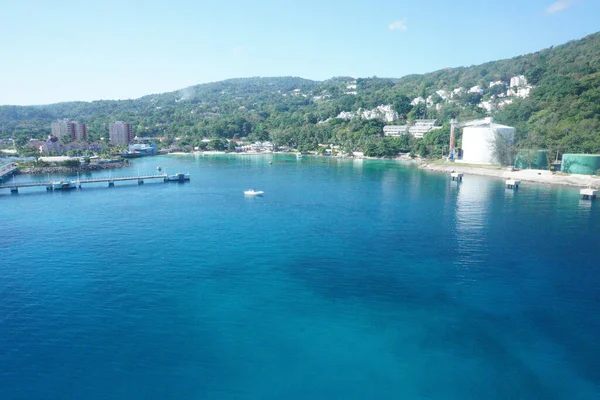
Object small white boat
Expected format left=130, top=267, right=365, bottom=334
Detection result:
left=244, top=189, right=264, bottom=196
left=296, top=153, right=303, bottom=158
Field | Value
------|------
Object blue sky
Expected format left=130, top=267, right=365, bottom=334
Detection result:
left=0, top=0, right=597, bottom=105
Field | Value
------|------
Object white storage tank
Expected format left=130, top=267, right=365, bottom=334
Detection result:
left=460, top=118, right=515, bottom=165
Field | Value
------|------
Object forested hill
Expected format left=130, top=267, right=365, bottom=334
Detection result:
left=1, top=31, right=599, bottom=156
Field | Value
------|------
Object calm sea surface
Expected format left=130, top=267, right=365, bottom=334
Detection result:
left=1, top=154, right=599, bottom=399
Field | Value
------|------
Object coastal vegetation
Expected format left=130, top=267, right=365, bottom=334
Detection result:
left=1, top=32, right=599, bottom=159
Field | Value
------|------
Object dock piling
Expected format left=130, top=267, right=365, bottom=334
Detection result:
left=580, top=188, right=597, bottom=200
left=451, top=172, right=463, bottom=182
left=506, top=179, right=520, bottom=189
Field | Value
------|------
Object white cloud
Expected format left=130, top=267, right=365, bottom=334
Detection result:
left=388, top=19, right=407, bottom=32
left=545, top=0, right=576, bottom=14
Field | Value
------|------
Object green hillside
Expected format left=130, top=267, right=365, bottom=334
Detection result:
left=1, top=32, right=599, bottom=158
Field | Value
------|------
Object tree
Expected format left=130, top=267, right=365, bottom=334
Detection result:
left=422, top=126, right=450, bottom=158
left=462, top=92, right=483, bottom=106
left=490, top=131, right=517, bottom=166
left=208, top=139, right=225, bottom=151
left=392, top=95, right=412, bottom=118
left=525, top=65, right=546, bottom=85
left=407, top=103, right=427, bottom=121
left=517, top=148, right=539, bottom=169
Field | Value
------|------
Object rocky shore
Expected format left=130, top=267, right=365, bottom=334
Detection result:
left=420, top=162, right=600, bottom=188
left=18, top=161, right=129, bottom=175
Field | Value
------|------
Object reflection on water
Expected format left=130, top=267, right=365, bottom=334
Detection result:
left=454, top=176, right=493, bottom=268
left=504, top=187, right=517, bottom=199
left=578, top=198, right=593, bottom=210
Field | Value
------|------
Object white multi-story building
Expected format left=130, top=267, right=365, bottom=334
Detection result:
left=109, top=121, right=133, bottom=145
left=411, top=97, right=425, bottom=106
left=336, top=111, right=354, bottom=120
left=510, top=75, right=527, bottom=87
left=360, top=105, right=398, bottom=122
left=516, top=87, right=532, bottom=98
left=479, top=101, right=494, bottom=113
left=408, top=119, right=442, bottom=139
left=489, top=80, right=504, bottom=88
left=383, top=125, right=408, bottom=137
left=51, top=119, right=87, bottom=141
left=72, top=122, right=87, bottom=141
left=51, top=120, right=70, bottom=139
left=468, top=85, right=484, bottom=94
left=452, top=87, right=465, bottom=97
left=436, top=89, right=450, bottom=100
left=337, top=105, right=398, bottom=122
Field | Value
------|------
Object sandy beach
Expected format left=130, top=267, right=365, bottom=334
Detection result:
left=420, top=162, right=600, bottom=188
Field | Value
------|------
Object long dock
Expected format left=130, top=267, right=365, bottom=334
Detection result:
left=0, top=173, right=171, bottom=193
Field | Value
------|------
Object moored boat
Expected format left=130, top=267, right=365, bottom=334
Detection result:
left=51, top=180, right=77, bottom=190
left=119, top=151, right=144, bottom=158
left=165, top=172, right=190, bottom=182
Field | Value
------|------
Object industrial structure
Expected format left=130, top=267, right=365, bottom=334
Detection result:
left=457, top=118, right=515, bottom=165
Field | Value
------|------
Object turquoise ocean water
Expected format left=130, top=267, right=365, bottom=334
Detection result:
left=1, top=154, right=599, bottom=399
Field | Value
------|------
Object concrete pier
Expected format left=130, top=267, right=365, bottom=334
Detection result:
left=0, top=173, right=171, bottom=193
left=451, top=172, right=463, bottom=182
left=506, top=179, right=520, bottom=189
left=580, top=188, right=597, bottom=200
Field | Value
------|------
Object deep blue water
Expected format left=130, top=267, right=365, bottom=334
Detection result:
left=1, top=154, right=599, bottom=399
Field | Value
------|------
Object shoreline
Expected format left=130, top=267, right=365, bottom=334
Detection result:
left=167, top=151, right=417, bottom=162
left=419, top=162, right=600, bottom=189
left=165, top=151, right=598, bottom=188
